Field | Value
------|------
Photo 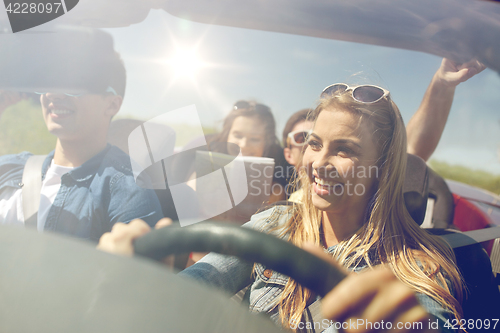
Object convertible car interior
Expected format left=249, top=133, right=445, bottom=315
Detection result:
left=0, top=1, right=499, bottom=332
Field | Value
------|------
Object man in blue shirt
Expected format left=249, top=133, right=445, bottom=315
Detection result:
left=0, top=29, right=163, bottom=242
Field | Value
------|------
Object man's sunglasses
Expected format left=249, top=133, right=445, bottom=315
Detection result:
left=320, top=83, right=390, bottom=104
left=287, top=129, right=312, bottom=147
left=233, top=100, right=271, bottom=113
left=35, top=86, right=118, bottom=97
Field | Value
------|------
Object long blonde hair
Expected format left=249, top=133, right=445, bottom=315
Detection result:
left=268, top=90, right=463, bottom=330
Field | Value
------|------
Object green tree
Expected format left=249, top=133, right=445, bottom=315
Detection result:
left=0, top=100, right=56, bottom=155
left=428, top=160, right=500, bottom=195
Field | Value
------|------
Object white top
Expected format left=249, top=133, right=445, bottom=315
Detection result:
left=0, top=187, right=24, bottom=227
left=0, top=160, right=74, bottom=230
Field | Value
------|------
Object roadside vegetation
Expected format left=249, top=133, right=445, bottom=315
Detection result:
left=0, top=99, right=55, bottom=155
left=2, top=101, right=498, bottom=195
left=0, top=100, right=217, bottom=153
left=429, top=160, right=500, bottom=195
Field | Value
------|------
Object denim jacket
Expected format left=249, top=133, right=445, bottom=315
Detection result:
left=0, top=144, right=163, bottom=241
left=181, top=205, right=455, bottom=333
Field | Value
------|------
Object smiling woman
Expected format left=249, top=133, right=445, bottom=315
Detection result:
left=305, top=110, right=379, bottom=216
left=174, top=83, right=465, bottom=332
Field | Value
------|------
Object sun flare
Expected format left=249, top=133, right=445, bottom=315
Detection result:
left=166, top=47, right=207, bottom=81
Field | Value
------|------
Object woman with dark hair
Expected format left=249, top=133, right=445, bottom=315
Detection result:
left=172, top=100, right=287, bottom=205
left=211, top=101, right=280, bottom=157
left=201, top=100, right=288, bottom=203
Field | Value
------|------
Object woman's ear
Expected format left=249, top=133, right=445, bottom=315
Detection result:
left=284, top=147, right=294, bottom=165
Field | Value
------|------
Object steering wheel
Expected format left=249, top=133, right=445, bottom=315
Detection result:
left=134, top=221, right=346, bottom=297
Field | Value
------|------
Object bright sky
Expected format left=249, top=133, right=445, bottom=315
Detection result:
left=105, top=9, right=500, bottom=174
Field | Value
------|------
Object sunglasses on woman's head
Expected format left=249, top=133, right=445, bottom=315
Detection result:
left=233, top=100, right=271, bottom=114
left=287, top=129, right=312, bottom=147
left=320, top=83, right=390, bottom=104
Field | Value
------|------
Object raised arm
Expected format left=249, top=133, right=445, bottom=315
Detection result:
left=406, top=58, right=486, bottom=161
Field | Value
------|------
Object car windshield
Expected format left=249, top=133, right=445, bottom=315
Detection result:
left=1, top=1, right=499, bottom=173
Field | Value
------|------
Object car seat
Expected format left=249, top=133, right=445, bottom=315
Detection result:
left=403, top=154, right=500, bottom=327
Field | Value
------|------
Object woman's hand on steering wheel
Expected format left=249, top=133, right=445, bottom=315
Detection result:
left=303, top=244, right=435, bottom=333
